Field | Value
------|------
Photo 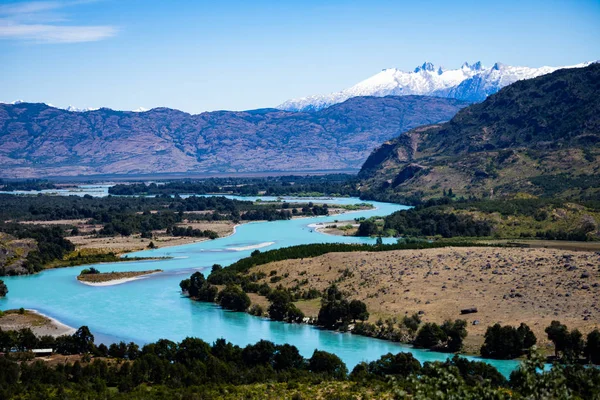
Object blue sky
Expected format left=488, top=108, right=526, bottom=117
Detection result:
left=1, top=0, right=599, bottom=113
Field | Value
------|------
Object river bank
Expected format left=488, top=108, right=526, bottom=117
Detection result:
left=0, top=309, right=76, bottom=337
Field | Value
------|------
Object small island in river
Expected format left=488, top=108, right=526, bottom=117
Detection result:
left=77, top=268, right=163, bottom=286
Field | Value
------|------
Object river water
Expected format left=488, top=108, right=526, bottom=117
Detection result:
left=0, top=192, right=521, bottom=376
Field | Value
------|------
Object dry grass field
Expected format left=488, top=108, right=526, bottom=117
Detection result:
left=251, top=246, right=600, bottom=353
left=66, top=220, right=237, bottom=253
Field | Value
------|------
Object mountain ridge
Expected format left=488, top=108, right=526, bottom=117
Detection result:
left=0, top=95, right=468, bottom=178
left=279, top=60, right=596, bottom=112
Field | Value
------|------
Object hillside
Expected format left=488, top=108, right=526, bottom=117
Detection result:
left=0, top=96, right=467, bottom=178
left=358, top=63, right=600, bottom=202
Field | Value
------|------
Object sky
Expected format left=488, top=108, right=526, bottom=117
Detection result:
left=0, top=0, right=599, bottom=114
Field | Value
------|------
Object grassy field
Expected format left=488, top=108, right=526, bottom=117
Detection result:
left=247, top=246, right=600, bottom=355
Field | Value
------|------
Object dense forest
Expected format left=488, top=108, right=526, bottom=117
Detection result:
left=1, top=324, right=599, bottom=399
left=108, top=174, right=360, bottom=197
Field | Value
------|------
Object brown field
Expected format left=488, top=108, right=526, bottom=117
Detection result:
left=251, top=246, right=600, bottom=353
left=66, top=220, right=237, bottom=253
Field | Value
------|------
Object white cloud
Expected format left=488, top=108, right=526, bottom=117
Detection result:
left=0, top=1, right=117, bottom=43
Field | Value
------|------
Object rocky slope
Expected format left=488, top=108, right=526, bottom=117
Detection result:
left=279, top=61, right=595, bottom=112
left=0, top=96, right=467, bottom=178
left=358, top=64, right=600, bottom=202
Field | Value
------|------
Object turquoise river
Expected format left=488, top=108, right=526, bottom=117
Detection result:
left=0, top=193, right=521, bottom=377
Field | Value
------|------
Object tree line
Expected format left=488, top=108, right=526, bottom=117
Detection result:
left=107, top=174, right=359, bottom=197
left=1, top=324, right=600, bottom=398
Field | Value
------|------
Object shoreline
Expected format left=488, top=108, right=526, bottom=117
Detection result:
left=77, top=270, right=163, bottom=287
left=28, top=309, right=77, bottom=336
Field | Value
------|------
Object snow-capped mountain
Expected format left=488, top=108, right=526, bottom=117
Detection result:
left=278, top=61, right=596, bottom=111
left=66, top=105, right=100, bottom=112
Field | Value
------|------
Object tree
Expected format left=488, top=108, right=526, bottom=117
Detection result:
left=565, top=329, right=584, bottom=359
left=0, top=280, right=8, bottom=297
left=180, top=272, right=217, bottom=302
left=317, top=285, right=350, bottom=328
left=348, top=299, right=369, bottom=322
left=545, top=320, right=583, bottom=359
left=176, top=337, right=211, bottom=366
left=517, top=323, right=537, bottom=349
left=72, top=326, right=95, bottom=354
left=481, top=323, right=537, bottom=360
left=127, top=342, right=140, bottom=360
left=585, top=329, right=600, bottom=364
left=546, top=320, right=569, bottom=358
left=108, top=342, right=128, bottom=359
left=267, top=289, right=304, bottom=322
left=366, top=352, right=421, bottom=377
left=267, top=289, right=292, bottom=321
left=357, top=220, right=378, bottom=237
left=308, top=350, right=348, bottom=379
left=274, top=343, right=305, bottom=370
left=242, top=340, right=276, bottom=367
left=442, top=319, right=468, bottom=352
left=17, top=328, right=38, bottom=351
left=217, top=285, right=251, bottom=312
left=414, top=323, right=446, bottom=349
left=402, top=313, right=421, bottom=334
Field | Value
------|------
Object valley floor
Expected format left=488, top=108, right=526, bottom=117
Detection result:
left=249, top=246, right=600, bottom=354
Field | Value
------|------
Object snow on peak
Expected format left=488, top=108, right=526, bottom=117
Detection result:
left=278, top=60, right=596, bottom=111
left=66, top=105, right=100, bottom=112
left=132, top=107, right=148, bottom=113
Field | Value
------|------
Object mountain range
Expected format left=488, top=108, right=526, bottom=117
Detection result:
left=278, top=61, right=595, bottom=112
left=0, top=96, right=467, bottom=178
left=358, top=64, right=600, bottom=202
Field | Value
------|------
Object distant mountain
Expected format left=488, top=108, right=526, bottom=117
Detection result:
left=0, top=96, right=467, bottom=178
left=358, top=64, right=600, bottom=202
left=2, top=101, right=147, bottom=113
left=279, top=61, right=595, bottom=112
